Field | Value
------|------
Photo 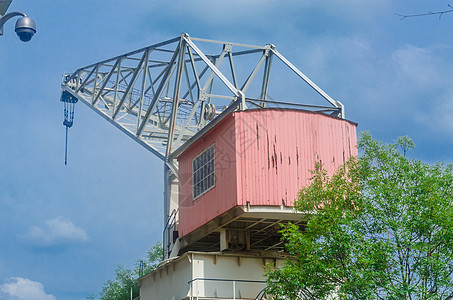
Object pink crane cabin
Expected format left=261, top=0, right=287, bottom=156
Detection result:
left=177, top=108, right=357, bottom=253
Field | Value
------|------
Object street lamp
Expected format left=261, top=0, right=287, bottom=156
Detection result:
left=0, top=0, right=36, bottom=42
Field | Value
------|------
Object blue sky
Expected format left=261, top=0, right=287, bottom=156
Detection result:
left=1, top=0, right=452, bottom=299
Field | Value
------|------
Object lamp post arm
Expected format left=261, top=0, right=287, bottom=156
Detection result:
left=0, top=11, right=26, bottom=35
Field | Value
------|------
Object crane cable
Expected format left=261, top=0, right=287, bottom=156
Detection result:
left=64, top=125, right=69, bottom=165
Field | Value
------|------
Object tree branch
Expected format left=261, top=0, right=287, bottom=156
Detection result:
left=396, top=5, right=453, bottom=20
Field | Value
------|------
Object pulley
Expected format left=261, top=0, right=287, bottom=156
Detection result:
left=203, top=103, right=216, bottom=121
left=60, top=91, right=78, bottom=165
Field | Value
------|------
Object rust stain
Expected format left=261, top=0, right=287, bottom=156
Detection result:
left=296, top=147, right=299, bottom=166
left=273, top=144, right=278, bottom=174
left=348, top=137, right=352, bottom=157
left=256, top=123, right=259, bottom=150
left=267, top=132, right=270, bottom=169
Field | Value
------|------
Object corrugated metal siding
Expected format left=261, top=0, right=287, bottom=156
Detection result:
left=178, top=109, right=357, bottom=237
left=178, top=115, right=238, bottom=237
left=236, top=109, right=357, bottom=207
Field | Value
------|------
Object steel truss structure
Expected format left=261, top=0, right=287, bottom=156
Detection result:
left=61, top=33, right=345, bottom=258
left=61, top=33, right=343, bottom=171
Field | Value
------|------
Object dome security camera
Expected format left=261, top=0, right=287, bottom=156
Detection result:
left=15, top=15, right=36, bottom=42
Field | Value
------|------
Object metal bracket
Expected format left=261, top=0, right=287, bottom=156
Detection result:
left=0, top=11, right=26, bottom=35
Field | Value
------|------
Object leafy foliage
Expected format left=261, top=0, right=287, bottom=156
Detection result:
left=266, top=132, right=453, bottom=299
left=91, top=241, right=163, bottom=300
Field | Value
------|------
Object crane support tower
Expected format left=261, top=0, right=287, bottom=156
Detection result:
left=60, top=33, right=357, bottom=299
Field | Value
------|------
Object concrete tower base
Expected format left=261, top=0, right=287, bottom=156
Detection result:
left=139, top=251, right=286, bottom=300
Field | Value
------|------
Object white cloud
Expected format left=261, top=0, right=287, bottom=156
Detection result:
left=416, top=89, right=453, bottom=137
left=300, top=35, right=371, bottom=73
left=300, top=0, right=392, bottom=20
left=392, top=44, right=440, bottom=87
left=0, top=277, right=56, bottom=300
left=0, top=192, right=16, bottom=207
left=24, top=216, right=89, bottom=247
left=133, top=0, right=391, bottom=17
left=129, top=0, right=391, bottom=32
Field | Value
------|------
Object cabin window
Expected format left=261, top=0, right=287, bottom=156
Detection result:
left=193, top=144, right=215, bottom=199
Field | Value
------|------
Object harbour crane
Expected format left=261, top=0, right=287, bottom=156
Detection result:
left=60, top=32, right=346, bottom=259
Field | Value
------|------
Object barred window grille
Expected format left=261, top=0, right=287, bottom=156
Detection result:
left=193, top=144, right=215, bottom=199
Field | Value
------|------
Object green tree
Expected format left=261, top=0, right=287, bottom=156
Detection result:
left=93, top=241, right=163, bottom=300
left=266, top=132, right=453, bottom=299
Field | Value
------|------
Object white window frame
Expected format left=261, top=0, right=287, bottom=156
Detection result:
left=192, top=144, right=215, bottom=200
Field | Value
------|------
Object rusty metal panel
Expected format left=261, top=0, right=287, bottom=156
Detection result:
left=236, top=109, right=357, bottom=207
left=178, top=114, right=238, bottom=237
left=178, top=109, right=357, bottom=237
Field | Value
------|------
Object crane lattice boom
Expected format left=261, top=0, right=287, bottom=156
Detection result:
left=61, top=33, right=344, bottom=174
left=61, top=33, right=346, bottom=258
